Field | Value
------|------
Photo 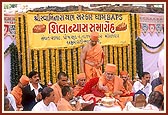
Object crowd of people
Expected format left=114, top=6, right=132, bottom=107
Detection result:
left=4, top=32, right=164, bottom=112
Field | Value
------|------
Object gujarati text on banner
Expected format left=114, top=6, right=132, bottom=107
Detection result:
left=26, top=11, right=131, bottom=49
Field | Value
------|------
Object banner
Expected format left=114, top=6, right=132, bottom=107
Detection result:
left=139, top=13, right=164, bottom=36
left=26, top=11, right=131, bottom=49
left=4, top=14, right=16, bottom=38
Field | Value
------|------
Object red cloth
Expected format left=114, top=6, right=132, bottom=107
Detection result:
left=76, top=77, right=99, bottom=96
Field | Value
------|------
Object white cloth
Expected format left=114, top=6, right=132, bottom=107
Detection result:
left=123, top=102, right=159, bottom=111
left=32, top=100, right=58, bottom=111
left=140, top=25, right=164, bottom=76
left=6, top=93, right=17, bottom=111
left=132, top=80, right=152, bottom=101
left=143, top=104, right=159, bottom=111
left=93, top=105, right=122, bottom=111
left=158, top=48, right=164, bottom=77
left=29, top=83, right=43, bottom=96
left=150, top=70, right=160, bottom=83
left=123, top=101, right=143, bottom=111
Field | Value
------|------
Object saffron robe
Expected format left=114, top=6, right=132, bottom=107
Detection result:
left=84, top=43, right=104, bottom=82
left=10, top=85, right=23, bottom=109
left=51, top=83, right=62, bottom=104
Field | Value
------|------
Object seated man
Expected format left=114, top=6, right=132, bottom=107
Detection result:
left=57, top=86, right=82, bottom=111
left=119, top=70, right=133, bottom=96
left=73, top=73, right=86, bottom=97
left=97, top=64, right=132, bottom=109
left=51, top=71, right=69, bottom=104
left=132, top=72, right=152, bottom=102
left=32, top=87, right=58, bottom=111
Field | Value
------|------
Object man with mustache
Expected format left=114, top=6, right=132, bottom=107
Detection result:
left=132, top=72, right=152, bottom=102
left=22, top=71, right=46, bottom=111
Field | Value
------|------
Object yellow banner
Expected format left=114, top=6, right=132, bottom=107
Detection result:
left=26, top=11, right=131, bottom=49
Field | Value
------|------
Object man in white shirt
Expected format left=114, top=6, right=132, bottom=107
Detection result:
left=22, top=71, right=46, bottom=111
left=4, top=84, right=17, bottom=111
left=32, top=87, right=58, bottom=111
left=132, top=72, right=152, bottom=102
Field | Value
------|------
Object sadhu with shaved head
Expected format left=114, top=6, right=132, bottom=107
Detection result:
left=80, top=32, right=104, bottom=82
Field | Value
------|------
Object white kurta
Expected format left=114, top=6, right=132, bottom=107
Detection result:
left=32, top=100, right=58, bottom=111
left=6, top=93, right=17, bottom=111
left=132, top=80, right=152, bottom=102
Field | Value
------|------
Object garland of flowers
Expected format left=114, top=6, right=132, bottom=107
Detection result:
left=62, top=49, right=66, bottom=72
left=21, top=14, right=27, bottom=75
left=39, top=49, right=44, bottom=84
left=45, top=49, right=50, bottom=84
left=49, top=49, right=53, bottom=83
left=139, top=38, right=164, bottom=53
left=139, top=38, right=164, bottom=49
left=136, top=14, right=141, bottom=37
left=78, top=47, right=81, bottom=73
left=4, top=43, right=21, bottom=89
left=118, top=47, right=122, bottom=73
left=37, top=50, right=41, bottom=79
left=18, top=16, right=23, bottom=75
left=114, top=47, right=118, bottom=74
left=23, top=14, right=29, bottom=75
left=43, top=50, right=47, bottom=84
left=142, top=41, right=164, bottom=54
left=128, top=14, right=133, bottom=78
left=34, top=49, right=38, bottom=71
left=123, top=46, right=127, bottom=71
left=51, top=49, right=56, bottom=83
left=136, top=38, right=143, bottom=78
left=75, top=48, right=79, bottom=74
left=56, top=49, right=60, bottom=82
left=132, top=14, right=137, bottom=78
left=73, top=48, right=77, bottom=84
left=109, top=45, right=112, bottom=64
left=15, top=14, right=20, bottom=58
left=104, top=46, right=108, bottom=66
left=71, top=49, right=75, bottom=84
left=65, top=49, right=68, bottom=75
left=67, top=49, right=72, bottom=84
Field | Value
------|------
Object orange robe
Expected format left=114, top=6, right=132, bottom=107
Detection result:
left=98, top=75, right=132, bottom=109
left=154, top=84, right=164, bottom=95
left=57, top=98, right=73, bottom=111
left=98, top=75, right=124, bottom=94
left=84, top=43, right=104, bottom=82
left=124, top=81, right=133, bottom=92
left=73, top=85, right=84, bottom=97
left=51, top=83, right=62, bottom=104
left=10, top=85, right=23, bottom=109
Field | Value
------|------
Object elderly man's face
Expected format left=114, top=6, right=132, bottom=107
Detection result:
left=105, top=72, right=115, bottom=80
left=78, top=78, right=86, bottom=87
